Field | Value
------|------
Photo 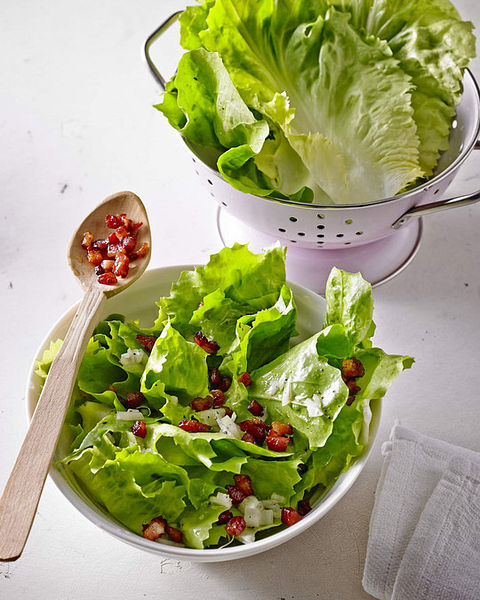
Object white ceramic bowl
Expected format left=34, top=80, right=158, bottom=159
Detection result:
left=26, top=265, right=380, bottom=562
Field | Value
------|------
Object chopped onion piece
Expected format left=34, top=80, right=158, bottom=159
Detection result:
left=215, top=414, right=243, bottom=439
left=116, top=409, right=144, bottom=420
left=209, top=492, right=232, bottom=509
left=120, top=348, right=148, bottom=369
left=197, top=408, right=226, bottom=427
left=260, top=509, right=274, bottom=526
left=237, top=528, right=256, bottom=544
left=244, top=506, right=263, bottom=528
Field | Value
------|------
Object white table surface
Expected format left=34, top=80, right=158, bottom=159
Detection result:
left=1, top=1, right=479, bottom=598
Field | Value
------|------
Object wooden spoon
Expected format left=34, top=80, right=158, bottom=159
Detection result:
left=0, top=191, right=151, bottom=561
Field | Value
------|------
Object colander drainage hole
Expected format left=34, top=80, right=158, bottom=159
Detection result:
left=317, top=241, right=324, bottom=245
left=289, top=216, right=297, bottom=222
left=297, top=232, right=305, bottom=236
left=356, top=231, right=364, bottom=236
left=344, top=242, right=352, bottom=245
left=336, top=234, right=344, bottom=238
left=317, top=234, right=324, bottom=238
left=434, top=189, right=439, bottom=195
left=290, top=240, right=297, bottom=243
left=317, top=214, right=325, bottom=219
left=192, top=158, right=196, bottom=163
left=210, top=192, right=215, bottom=198
left=222, top=202, right=227, bottom=207
left=207, top=179, right=213, bottom=185
left=278, top=228, right=286, bottom=232
left=195, top=170, right=199, bottom=176
left=317, top=224, right=325, bottom=230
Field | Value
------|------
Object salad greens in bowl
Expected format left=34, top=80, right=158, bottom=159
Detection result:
left=29, top=245, right=412, bottom=559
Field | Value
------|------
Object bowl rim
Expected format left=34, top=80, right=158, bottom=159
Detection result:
left=25, top=265, right=381, bottom=561
left=183, top=69, right=480, bottom=211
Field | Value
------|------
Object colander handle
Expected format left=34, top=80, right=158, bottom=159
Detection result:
left=392, top=189, right=480, bottom=229
left=144, top=11, right=182, bottom=91
left=393, top=141, right=480, bottom=229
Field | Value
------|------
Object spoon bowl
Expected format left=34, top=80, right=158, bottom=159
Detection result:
left=69, top=190, right=151, bottom=296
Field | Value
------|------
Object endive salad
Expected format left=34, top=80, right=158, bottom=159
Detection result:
left=36, top=245, right=412, bottom=548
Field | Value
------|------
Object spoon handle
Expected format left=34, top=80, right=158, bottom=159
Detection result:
left=0, top=285, right=105, bottom=561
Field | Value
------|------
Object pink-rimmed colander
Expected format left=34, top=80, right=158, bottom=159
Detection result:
left=145, top=12, right=480, bottom=287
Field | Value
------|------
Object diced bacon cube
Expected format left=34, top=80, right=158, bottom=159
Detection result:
left=142, top=516, right=166, bottom=541
left=281, top=508, right=302, bottom=526
left=225, top=516, right=246, bottom=537
left=234, top=474, right=253, bottom=496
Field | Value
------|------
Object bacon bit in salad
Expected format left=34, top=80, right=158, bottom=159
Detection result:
left=223, top=407, right=234, bottom=418
left=341, top=358, right=365, bottom=379
left=131, top=420, right=147, bottom=438
left=225, top=516, right=246, bottom=537
left=122, top=391, right=145, bottom=409
left=190, top=396, right=214, bottom=411
left=97, top=272, right=117, bottom=286
left=193, top=331, right=220, bottom=355
left=247, top=399, right=263, bottom=416
left=346, top=396, right=355, bottom=406
left=178, top=419, right=211, bottom=433
left=142, top=516, right=166, bottom=541
left=166, top=526, right=183, bottom=544
left=281, top=507, right=302, bottom=527
left=211, top=389, right=225, bottom=407
left=217, top=510, right=233, bottom=525
left=346, top=379, right=361, bottom=396
left=297, top=499, right=312, bottom=516
left=219, top=375, right=232, bottom=392
left=234, top=474, right=254, bottom=496
left=297, top=463, right=308, bottom=475
left=82, top=212, right=148, bottom=286
left=208, top=367, right=221, bottom=388
left=238, top=419, right=266, bottom=444
left=265, top=430, right=291, bottom=452
left=269, top=421, right=293, bottom=436
left=242, top=432, right=256, bottom=444
left=136, top=334, right=157, bottom=352
left=226, top=485, right=246, bottom=505
left=238, top=372, right=252, bottom=387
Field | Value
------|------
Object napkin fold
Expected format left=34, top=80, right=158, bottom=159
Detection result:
left=363, top=425, right=480, bottom=600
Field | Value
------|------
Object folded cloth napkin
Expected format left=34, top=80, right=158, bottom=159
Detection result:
left=363, top=425, right=480, bottom=600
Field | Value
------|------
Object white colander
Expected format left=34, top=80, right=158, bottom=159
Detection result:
left=145, top=12, right=480, bottom=252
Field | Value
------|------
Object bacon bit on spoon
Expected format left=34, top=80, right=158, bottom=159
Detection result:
left=238, top=372, right=252, bottom=386
left=82, top=212, right=148, bottom=285
left=209, top=367, right=221, bottom=388
left=234, top=474, right=253, bottom=497
left=219, top=375, right=232, bottom=392
left=211, top=389, right=225, bottom=407
left=142, top=516, right=166, bottom=541
left=81, top=232, right=94, bottom=249
left=225, top=516, right=246, bottom=537
left=225, top=485, right=246, bottom=505
left=247, top=400, right=263, bottom=416
left=193, top=331, right=220, bottom=355
left=341, top=358, right=365, bottom=379
left=269, top=421, right=293, bottom=436
left=98, top=272, right=117, bottom=286
left=281, top=507, right=302, bottom=526
left=131, top=420, right=147, bottom=438
left=190, top=396, right=214, bottom=411
left=136, top=334, right=157, bottom=352
left=166, top=526, right=183, bottom=544
left=297, top=499, right=311, bottom=516
left=178, top=419, right=211, bottom=433
left=217, top=510, right=233, bottom=525
left=265, top=430, right=291, bottom=452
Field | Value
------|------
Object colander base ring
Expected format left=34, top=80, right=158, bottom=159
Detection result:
left=217, top=207, right=422, bottom=292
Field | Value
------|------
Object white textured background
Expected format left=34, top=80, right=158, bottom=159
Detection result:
left=0, top=1, right=479, bottom=598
